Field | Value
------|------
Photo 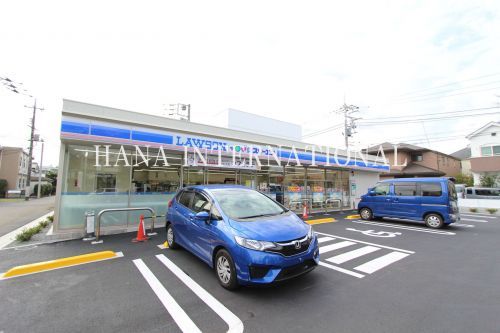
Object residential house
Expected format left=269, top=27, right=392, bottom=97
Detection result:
left=465, top=121, right=500, bottom=187
left=0, top=146, right=30, bottom=192
left=450, top=147, right=471, bottom=175
left=364, top=142, right=461, bottom=179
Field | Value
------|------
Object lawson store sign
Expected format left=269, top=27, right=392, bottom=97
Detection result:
left=60, top=118, right=390, bottom=171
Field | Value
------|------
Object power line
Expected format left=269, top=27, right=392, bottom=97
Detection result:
left=302, top=123, right=344, bottom=138
left=392, top=79, right=500, bottom=102
left=360, top=110, right=500, bottom=126
left=361, top=106, right=499, bottom=122
left=391, top=72, right=500, bottom=98
left=387, top=85, right=500, bottom=105
left=305, top=106, right=500, bottom=136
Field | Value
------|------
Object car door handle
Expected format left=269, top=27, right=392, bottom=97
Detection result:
left=386, top=199, right=391, bottom=201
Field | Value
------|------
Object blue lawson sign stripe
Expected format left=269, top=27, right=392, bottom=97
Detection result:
left=61, top=120, right=389, bottom=171
left=61, top=121, right=90, bottom=135
left=132, top=130, right=174, bottom=145
left=91, top=124, right=130, bottom=139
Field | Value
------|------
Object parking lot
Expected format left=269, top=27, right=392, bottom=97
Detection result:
left=1, top=211, right=499, bottom=333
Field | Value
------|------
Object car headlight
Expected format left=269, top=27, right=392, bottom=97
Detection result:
left=234, top=236, right=281, bottom=251
left=307, top=225, right=314, bottom=240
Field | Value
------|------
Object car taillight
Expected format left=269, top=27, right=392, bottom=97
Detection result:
left=168, top=200, right=173, bottom=208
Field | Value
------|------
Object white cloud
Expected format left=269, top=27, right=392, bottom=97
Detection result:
left=1, top=0, right=499, bottom=166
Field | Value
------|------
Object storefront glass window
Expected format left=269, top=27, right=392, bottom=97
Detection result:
left=129, top=149, right=181, bottom=226
left=59, top=145, right=131, bottom=229
left=325, top=169, right=350, bottom=208
left=183, top=168, right=205, bottom=186
left=238, top=171, right=255, bottom=188
left=284, top=166, right=305, bottom=212
left=206, top=168, right=237, bottom=184
left=307, top=168, right=325, bottom=212
left=257, top=166, right=284, bottom=203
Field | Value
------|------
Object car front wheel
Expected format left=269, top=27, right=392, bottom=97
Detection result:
left=360, top=207, right=373, bottom=220
left=215, top=249, right=238, bottom=290
left=424, top=214, right=444, bottom=229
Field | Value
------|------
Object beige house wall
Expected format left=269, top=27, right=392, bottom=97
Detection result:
left=0, top=149, right=28, bottom=191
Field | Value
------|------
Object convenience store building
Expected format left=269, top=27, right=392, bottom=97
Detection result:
left=53, top=100, right=390, bottom=235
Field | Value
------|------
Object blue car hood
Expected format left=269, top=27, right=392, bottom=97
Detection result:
left=228, top=213, right=309, bottom=242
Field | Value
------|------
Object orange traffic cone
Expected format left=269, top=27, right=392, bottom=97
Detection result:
left=132, top=215, right=149, bottom=242
left=302, top=204, right=309, bottom=219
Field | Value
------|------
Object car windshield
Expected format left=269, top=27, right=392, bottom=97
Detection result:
left=211, top=188, right=286, bottom=220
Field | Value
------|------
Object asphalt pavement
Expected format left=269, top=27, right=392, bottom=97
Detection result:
left=0, top=211, right=499, bottom=333
left=0, top=196, right=55, bottom=236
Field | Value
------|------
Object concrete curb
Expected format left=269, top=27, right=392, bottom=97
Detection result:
left=0, top=211, right=54, bottom=249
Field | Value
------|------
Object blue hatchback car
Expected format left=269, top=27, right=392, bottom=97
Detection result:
left=165, top=185, right=319, bottom=289
left=357, top=177, right=460, bottom=228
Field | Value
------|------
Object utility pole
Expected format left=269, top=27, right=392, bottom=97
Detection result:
left=335, top=103, right=360, bottom=150
left=24, top=100, right=44, bottom=201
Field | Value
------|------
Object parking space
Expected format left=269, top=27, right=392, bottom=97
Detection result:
left=1, top=212, right=499, bottom=332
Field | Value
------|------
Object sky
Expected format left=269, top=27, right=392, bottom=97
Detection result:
left=1, top=0, right=500, bottom=167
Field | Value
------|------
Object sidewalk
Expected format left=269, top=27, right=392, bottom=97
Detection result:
left=0, top=196, right=55, bottom=237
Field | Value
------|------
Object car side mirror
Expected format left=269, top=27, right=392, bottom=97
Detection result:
left=195, top=211, right=210, bottom=222
left=368, top=190, right=376, bottom=196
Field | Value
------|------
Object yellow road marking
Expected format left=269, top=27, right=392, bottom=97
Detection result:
left=306, top=218, right=336, bottom=225
left=157, top=241, right=170, bottom=250
left=1, top=251, right=121, bottom=279
left=346, top=215, right=361, bottom=220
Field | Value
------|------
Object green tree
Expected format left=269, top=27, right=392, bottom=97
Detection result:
left=480, top=175, right=497, bottom=188
left=45, top=169, right=58, bottom=195
left=454, top=173, right=473, bottom=187
left=0, top=179, right=7, bottom=198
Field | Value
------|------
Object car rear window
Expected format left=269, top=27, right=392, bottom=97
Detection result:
left=421, top=183, right=442, bottom=197
left=475, top=189, right=500, bottom=196
left=447, top=181, right=458, bottom=200
left=394, top=183, right=417, bottom=196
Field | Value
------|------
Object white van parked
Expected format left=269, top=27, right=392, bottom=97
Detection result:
left=465, top=187, right=500, bottom=199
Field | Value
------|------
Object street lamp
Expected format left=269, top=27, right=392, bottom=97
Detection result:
left=34, top=137, right=45, bottom=199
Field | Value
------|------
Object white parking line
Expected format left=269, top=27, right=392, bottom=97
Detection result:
left=315, top=231, right=415, bottom=254
left=156, top=254, right=244, bottom=333
left=461, top=218, right=488, bottom=223
left=351, top=220, right=456, bottom=235
left=461, top=214, right=497, bottom=219
left=319, top=261, right=365, bottom=278
left=326, top=246, right=381, bottom=265
left=319, top=241, right=355, bottom=254
left=317, top=236, right=335, bottom=243
left=354, top=251, right=410, bottom=274
left=133, top=259, right=201, bottom=333
left=453, top=223, right=475, bottom=228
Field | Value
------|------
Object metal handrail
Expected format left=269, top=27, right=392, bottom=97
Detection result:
left=324, top=198, right=343, bottom=213
left=94, top=207, right=156, bottom=243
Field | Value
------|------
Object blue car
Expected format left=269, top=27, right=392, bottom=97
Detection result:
left=165, top=185, right=319, bottom=289
left=358, top=177, right=460, bottom=228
